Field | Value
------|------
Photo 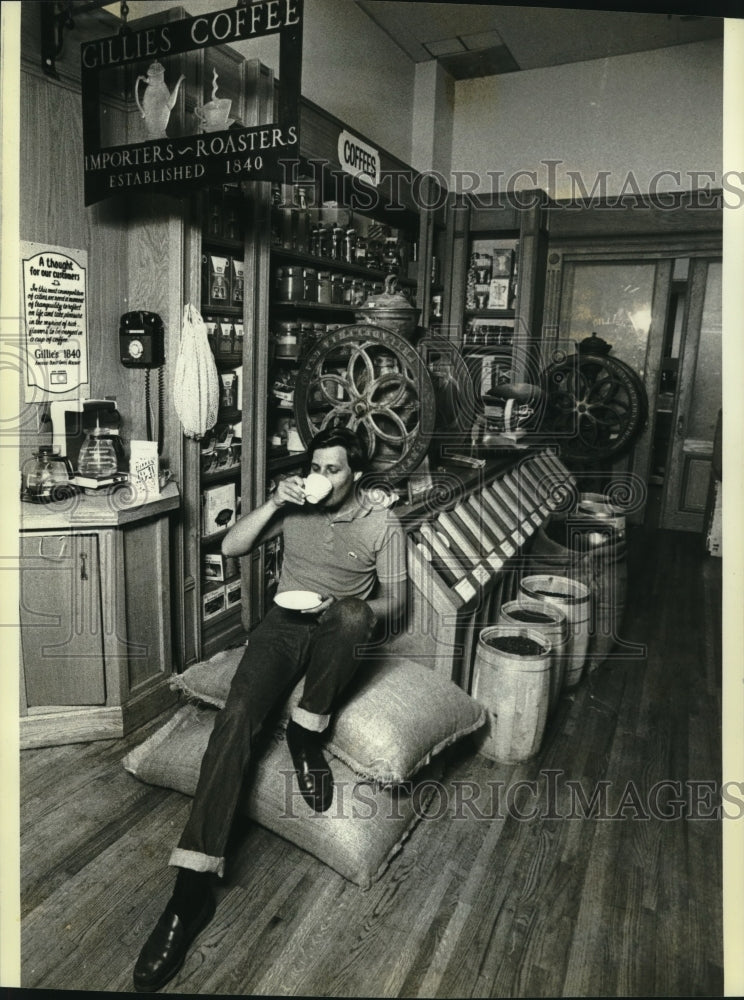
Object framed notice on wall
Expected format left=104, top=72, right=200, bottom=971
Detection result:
left=20, top=241, right=90, bottom=403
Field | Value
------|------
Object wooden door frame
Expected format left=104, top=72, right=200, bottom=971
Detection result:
left=543, top=233, right=721, bottom=522
left=660, top=256, right=722, bottom=531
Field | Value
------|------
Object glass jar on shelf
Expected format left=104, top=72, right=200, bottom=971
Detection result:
left=309, top=223, right=320, bottom=256
left=354, top=237, right=367, bottom=268
left=382, top=236, right=401, bottom=275
left=343, top=228, right=356, bottom=264
left=277, top=265, right=305, bottom=302
left=303, top=268, right=318, bottom=302
left=316, top=225, right=330, bottom=258
left=331, top=273, right=345, bottom=305
left=331, top=225, right=344, bottom=260
left=274, top=321, right=300, bottom=359
left=317, top=271, right=332, bottom=304
left=299, top=321, right=315, bottom=355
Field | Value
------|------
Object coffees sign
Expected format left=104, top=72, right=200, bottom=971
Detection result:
left=337, top=130, right=381, bottom=188
left=81, top=0, right=303, bottom=205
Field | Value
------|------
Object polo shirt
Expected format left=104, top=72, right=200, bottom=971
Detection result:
left=276, top=496, right=406, bottom=601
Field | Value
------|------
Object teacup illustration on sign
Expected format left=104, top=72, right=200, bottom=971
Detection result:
left=135, top=62, right=185, bottom=139
left=195, top=68, right=234, bottom=133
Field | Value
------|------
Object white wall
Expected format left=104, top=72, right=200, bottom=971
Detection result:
left=299, top=0, right=416, bottom=162
left=450, top=39, right=724, bottom=198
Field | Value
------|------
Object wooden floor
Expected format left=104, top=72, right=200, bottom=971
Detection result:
left=19, top=527, right=723, bottom=997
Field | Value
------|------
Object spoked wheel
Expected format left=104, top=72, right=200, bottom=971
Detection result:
left=294, top=324, right=436, bottom=482
left=542, top=352, right=648, bottom=463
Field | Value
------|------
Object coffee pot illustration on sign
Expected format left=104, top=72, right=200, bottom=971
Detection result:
left=135, top=61, right=185, bottom=139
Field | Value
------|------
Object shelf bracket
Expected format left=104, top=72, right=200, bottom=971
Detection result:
left=40, top=0, right=122, bottom=79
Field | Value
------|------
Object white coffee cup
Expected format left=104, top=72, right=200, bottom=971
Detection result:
left=195, top=97, right=232, bottom=132
left=302, top=472, right=332, bottom=504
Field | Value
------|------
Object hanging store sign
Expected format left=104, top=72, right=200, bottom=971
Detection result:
left=81, top=0, right=303, bottom=205
left=21, top=242, right=89, bottom=402
left=337, top=129, right=381, bottom=188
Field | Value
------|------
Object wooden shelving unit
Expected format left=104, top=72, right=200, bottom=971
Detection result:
left=445, top=191, right=551, bottom=385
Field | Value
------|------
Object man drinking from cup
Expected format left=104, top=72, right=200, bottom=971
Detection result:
left=133, top=426, right=406, bottom=993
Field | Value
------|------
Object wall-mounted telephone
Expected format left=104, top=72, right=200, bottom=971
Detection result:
left=119, top=311, right=165, bottom=453
left=119, top=311, right=165, bottom=368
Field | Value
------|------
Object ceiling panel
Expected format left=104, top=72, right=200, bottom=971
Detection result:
left=354, top=2, right=723, bottom=79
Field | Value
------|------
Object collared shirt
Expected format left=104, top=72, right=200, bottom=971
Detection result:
left=276, top=496, right=406, bottom=600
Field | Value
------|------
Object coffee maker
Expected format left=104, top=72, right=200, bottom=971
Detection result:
left=70, top=399, right=128, bottom=486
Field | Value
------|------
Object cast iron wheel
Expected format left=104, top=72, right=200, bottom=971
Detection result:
left=294, top=324, right=436, bottom=482
left=542, top=351, right=648, bottom=463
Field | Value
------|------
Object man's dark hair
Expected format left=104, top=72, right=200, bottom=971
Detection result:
left=308, top=425, right=368, bottom=472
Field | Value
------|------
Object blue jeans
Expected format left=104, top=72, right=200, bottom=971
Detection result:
left=170, top=597, right=376, bottom=876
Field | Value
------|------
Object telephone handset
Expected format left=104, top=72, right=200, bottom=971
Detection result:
left=119, top=311, right=165, bottom=453
left=119, top=310, right=165, bottom=368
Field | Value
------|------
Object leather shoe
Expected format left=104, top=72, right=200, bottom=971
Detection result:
left=286, top=720, right=334, bottom=813
left=133, top=889, right=215, bottom=993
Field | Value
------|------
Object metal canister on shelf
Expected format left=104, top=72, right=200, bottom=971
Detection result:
left=331, top=273, right=345, bottom=304
left=277, top=265, right=305, bottom=302
left=317, top=271, right=332, bottom=304
left=342, top=276, right=354, bottom=305
left=303, top=268, right=318, bottom=302
left=274, top=320, right=300, bottom=359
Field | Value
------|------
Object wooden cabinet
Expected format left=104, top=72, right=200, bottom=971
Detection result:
left=443, top=191, right=550, bottom=388
left=19, top=485, right=180, bottom=748
left=20, top=533, right=106, bottom=708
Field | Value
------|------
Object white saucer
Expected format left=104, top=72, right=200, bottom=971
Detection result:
left=274, top=590, right=322, bottom=611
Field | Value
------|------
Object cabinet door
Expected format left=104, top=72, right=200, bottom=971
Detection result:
left=20, top=534, right=106, bottom=707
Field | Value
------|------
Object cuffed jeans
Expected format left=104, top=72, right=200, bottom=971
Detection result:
left=170, top=596, right=376, bottom=876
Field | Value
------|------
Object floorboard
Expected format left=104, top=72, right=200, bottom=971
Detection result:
left=18, top=527, right=724, bottom=996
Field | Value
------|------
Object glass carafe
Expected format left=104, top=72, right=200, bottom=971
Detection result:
left=22, top=446, right=73, bottom=501
left=77, top=428, right=120, bottom=478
